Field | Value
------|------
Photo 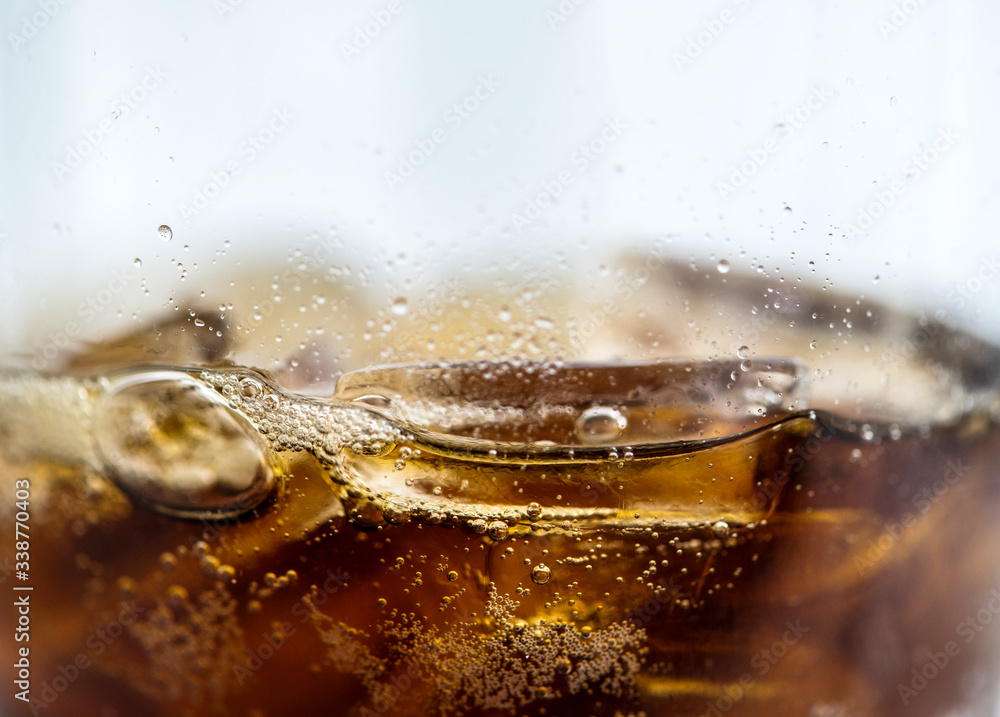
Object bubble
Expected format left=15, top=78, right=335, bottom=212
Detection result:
left=391, top=297, right=409, bottom=315
left=575, top=406, right=628, bottom=444
left=239, top=378, right=262, bottom=398
left=531, top=564, right=551, bottom=585
left=712, top=521, right=730, bottom=537
left=469, top=518, right=487, bottom=534
left=716, top=259, right=731, bottom=274
left=377, top=598, right=387, bottom=608
left=94, top=371, right=276, bottom=520
left=487, top=520, right=509, bottom=541
left=740, top=359, right=752, bottom=372
left=526, top=502, right=542, bottom=520
left=737, top=346, right=750, bottom=360
left=447, top=571, right=459, bottom=582
left=157, top=225, right=172, bottom=241
left=134, top=258, right=142, bottom=268
left=159, top=552, right=177, bottom=572
left=382, top=499, right=410, bottom=525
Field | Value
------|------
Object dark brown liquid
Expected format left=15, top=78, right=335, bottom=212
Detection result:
left=3, top=382, right=1000, bottom=716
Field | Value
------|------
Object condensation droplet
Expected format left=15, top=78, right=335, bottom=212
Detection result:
left=531, top=564, right=551, bottom=585
left=575, top=406, right=628, bottom=444
left=737, top=346, right=750, bottom=360
left=716, top=259, right=731, bottom=274
left=158, top=225, right=172, bottom=241
left=391, top=297, right=409, bottom=316
left=134, top=258, right=143, bottom=268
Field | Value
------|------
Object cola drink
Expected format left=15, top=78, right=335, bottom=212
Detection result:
left=2, top=271, right=1000, bottom=717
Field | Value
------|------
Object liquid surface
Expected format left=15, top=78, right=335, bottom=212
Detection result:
left=3, top=273, right=1000, bottom=717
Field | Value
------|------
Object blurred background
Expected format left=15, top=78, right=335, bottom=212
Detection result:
left=2, top=0, right=1000, bottom=376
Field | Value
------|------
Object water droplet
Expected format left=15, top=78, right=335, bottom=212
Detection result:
left=531, top=564, right=551, bottom=585
left=740, top=359, right=752, bottom=372
left=447, top=571, right=459, bottom=582
left=716, top=259, right=731, bottom=274
left=157, top=225, right=172, bottom=241
left=391, top=297, right=409, bottom=316
left=526, top=502, right=542, bottom=520
left=737, top=346, right=750, bottom=360
left=134, top=258, right=142, bottom=268
left=575, top=406, right=628, bottom=444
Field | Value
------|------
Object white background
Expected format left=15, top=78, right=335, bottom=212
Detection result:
left=2, top=0, right=1000, bottom=354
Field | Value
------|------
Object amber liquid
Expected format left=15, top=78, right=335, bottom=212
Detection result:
left=3, top=373, right=1000, bottom=716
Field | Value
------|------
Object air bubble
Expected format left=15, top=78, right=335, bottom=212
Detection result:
left=575, top=406, right=628, bottom=444
left=157, top=225, right=173, bottom=241
left=239, top=378, right=262, bottom=399
left=716, top=259, right=731, bottom=274
left=526, top=502, right=542, bottom=520
left=487, top=520, right=509, bottom=541
left=94, top=371, right=275, bottom=520
left=447, top=571, right=459, bottom=582
left=531, top=564, right=551, bottom=585
left=737, top=346, right=749, bottom=360
left=391, top=297, right=409, bottom=315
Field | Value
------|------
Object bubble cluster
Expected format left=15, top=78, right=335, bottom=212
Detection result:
left=307, top=587, right=647, bottom=715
